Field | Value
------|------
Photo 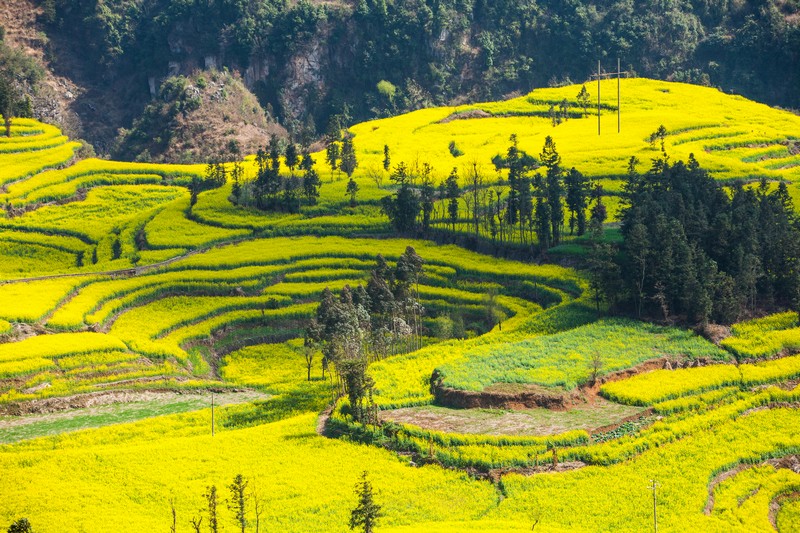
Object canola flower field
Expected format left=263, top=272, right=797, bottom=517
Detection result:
left=1, top=80, right=800, bottom=532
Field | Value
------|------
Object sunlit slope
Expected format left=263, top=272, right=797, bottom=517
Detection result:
left=350, top=78, right=800, bottom=182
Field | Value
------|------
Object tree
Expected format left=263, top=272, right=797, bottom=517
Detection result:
left=588, top=352, right=603, bottom=384
left=383, top=144, right=391, bottom=171
left=231, top=161, right=244, bottom=203
left=381, top=162, right=420, bottom=233
left=285, top=143, right=299, bottom=177
left=419, top=163, right=435, bottom=233
left=350, top=471, right=383, bottom=533
left=445, top=168, right=459, bottom=231
left=564, top=167, right=590, bottom=235
left=540, top=136, right=564, bottom=245
left=204, top=485, right=219, bottom=533
left=326, top=141, right=341, bottom=180
left=228, top=474, right=249, bottom=533
left=251, top=483, right=265, bottom=533
left=0, top=75, right=16, bottom=137
left=576, top=84, right=590, bottom=117
left=7, top=519, right=33, bottom=533
left=303, top=168, right=322, bottom=205
left=346, top=178, right=359, bottom=207
left=340, top=136, right=358, bottom=178
left=190, top=516, right=203, bottom=533
left=535, top=196, right=551, bottom=249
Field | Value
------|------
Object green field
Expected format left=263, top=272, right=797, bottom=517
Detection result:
left=1, top=80, right=800, bottom=532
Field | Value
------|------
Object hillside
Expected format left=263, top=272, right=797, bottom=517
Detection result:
left=350, top=78, right=800, bottom=185
left=0, top=81, right=800, bottom=531
left=6, top=0, right=800, bottom=153
left=112, top=71, right=286, bottom=164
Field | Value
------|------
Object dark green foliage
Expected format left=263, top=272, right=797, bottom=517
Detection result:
left=228, top=474, right=248, bottom=533
left=45, top=0, right=800, bottom=133
left=382, top=144, right=390, bottom=171
left=284, top=143, right=299, bottom=175
left=540, top=136, right=564, bottom=247
left=381, top=162, right=421, bottom=234
left=204, top=485, right=219, bottom=533
left=349, top=471, right=382, bottom=533
left=564, top=167, right=591, bottom=236
left=340, top=136, right=358, bottom=178
left=326, top=141, right=340, bottom=179
left=596, top=154, right=800, bottom=324
left=0, top=40, right=43, bottom=136
left=7, top=518, right=33, bottom=533
left=111, top=238, right=122, bottom=260
left=346, top=178, right=359, bottom=207
left=448, top=140, right=463, bottom=157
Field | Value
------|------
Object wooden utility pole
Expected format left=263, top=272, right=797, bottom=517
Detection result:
left=591, top=59, right=630, bottom=135
left=649, top=479, right=660, bottom=533
left=618, top=57, right=621, bottom=133
left=211, top=392, right=215, bottom=437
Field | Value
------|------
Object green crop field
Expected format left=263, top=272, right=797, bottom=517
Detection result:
left=1, top=80, right=800, bottom=532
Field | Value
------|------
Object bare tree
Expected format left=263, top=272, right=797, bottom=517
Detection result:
left=190, top=516, right=203, bottom=533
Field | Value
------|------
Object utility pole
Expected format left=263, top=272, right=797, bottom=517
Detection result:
left=617, top=57, right=621, bottom=133
left=649, top=479, right=660, bottom=533
left=591, top=59, right=630, bottom=135
left=211, top=392, right=215, bottom=437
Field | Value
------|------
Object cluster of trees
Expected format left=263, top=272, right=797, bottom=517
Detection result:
left=325, top=131, right=360, bottom=206
left=305, top=247, right=424, bottom=423
left=588, top=153, right=800, bottom=325
left=45, top=0, right=800, bottom=140
left=381, top=135, right=595, bottom=253
left=0, top=32, right=40, bottom=137
left=230, top=135, right=322, bottom=213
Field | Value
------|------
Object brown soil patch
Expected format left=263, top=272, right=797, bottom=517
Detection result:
left=488, top=462, right=587, bottom=481
left=438, top=109, right=491, bottom=123
left=433, top=356, right=718, bottom=411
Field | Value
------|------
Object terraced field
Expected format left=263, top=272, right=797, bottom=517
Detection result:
left=1, top=81, right=800, bottom=532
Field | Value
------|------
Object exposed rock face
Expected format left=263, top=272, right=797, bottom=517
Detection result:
left=114, top=70, right=286, bottom=163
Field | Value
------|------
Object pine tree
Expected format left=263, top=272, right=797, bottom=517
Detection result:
left=540, top=136, right=564, bottom=246
left=285, top=143, right=299, bottom=177
left=326, top=142, right=340, bottom=180
left=228, top=474, right=248, bottom=533
left=340, top=136, right=359, bottom=178
left=349, top=471, right=383, bottom=533
left=382, top=144, right=390, bottom=171
left=346, top=178, right=359, bottom=207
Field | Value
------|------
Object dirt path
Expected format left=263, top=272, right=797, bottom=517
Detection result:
left=770, top=491, right=800, bottom=530
left=705, top=454, right=800, bottom=516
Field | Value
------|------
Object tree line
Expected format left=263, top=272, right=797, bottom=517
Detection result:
left=227, top=134, right=323, bottom=213
left=381, top=134, right=597, bottom=252
left=587, top=152, right=800, bottom=325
